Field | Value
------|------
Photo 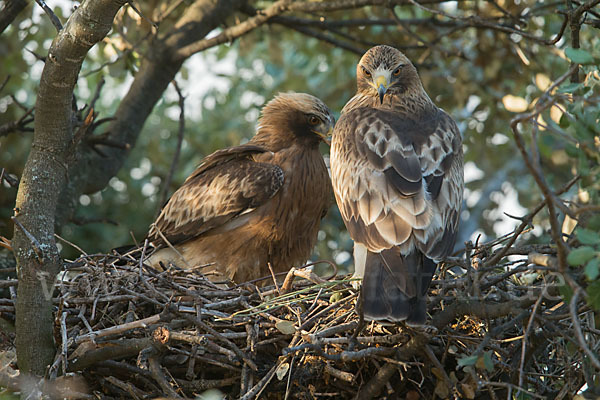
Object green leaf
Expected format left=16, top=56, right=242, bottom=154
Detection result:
left=558, top=82, right=583, bottom=94
left=578, top=229, right=600, bottom=245
left=588, top=215, right=600, bottom=232
left=585, top=258, right=600, bottom=280
left=457, top=355, right=478, bottom=367
left=560, top=283, right=574, bottom=304
left=329, top=292, right=344, bottom=303
left=567, top=246, right=597, bottom=266
left=483, top=351, right=494, bottom=372
left=565, top=47, right=595, bottom=65
left=587, top=281, right=600, bottom=311
left=565, top=143, right=579, bottom=158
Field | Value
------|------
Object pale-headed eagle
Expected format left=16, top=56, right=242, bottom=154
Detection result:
left=147, top=92, right=334, bottom=283
left=330, top=45, right=464, bottom=324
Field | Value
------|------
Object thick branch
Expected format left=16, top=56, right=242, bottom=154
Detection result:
left=176, top=0, right=292, bottom=59
left=13, top=0, right=127, bottom=376
left=0, top=0, right=28, bottom=34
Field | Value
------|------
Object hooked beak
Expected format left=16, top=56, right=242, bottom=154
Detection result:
left=312, top=126, right=333, bottom=146
left=375, top=75, right=388, bottom=104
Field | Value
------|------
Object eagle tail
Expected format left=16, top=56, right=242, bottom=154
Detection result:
left=362, top=248, right=436, bottom=325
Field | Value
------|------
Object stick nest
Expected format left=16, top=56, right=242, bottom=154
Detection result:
left=1, top=234, right=596, bottom=399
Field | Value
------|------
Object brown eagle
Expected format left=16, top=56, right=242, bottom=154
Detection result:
left=330, top=45, right=464, bottom=324
left=147, top=92, right=334, bottom=283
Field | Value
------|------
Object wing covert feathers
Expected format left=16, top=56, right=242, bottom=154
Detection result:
left=149, top=146, right=283, bottom=247
left=331, top=103, right=463, bottom=258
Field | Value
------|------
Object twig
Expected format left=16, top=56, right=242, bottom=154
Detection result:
left=274, top=22, right=365, bottom=54
left=283, top=343, right=396, bottom=361
left=0, top=76, right=10, bottom=94
left=104, top=376, right=144, bottom=400
left=484, top=175, right=579, bottom=267
left=357, top=362, right=397, bottom=400
left=510, top=65, right=579, bottom=273
left=570, top=288, right=600, bottom=370
left=1, top=169, right=18, bottom=187
left=240, top=360, right=279, bottom=400
left=150, top=225, right=191, bottom=268
left=148, top=355, right=182, bottom=399
left=55, top=233, right=87, bottom=256
left=424, top=345, right=451, bottom=389
left=518, top=293, right=544, bottom=391
left=60, top=311, right=68, bottom=375
left=176, top=0, right=292, bottom=59
left=324, top=363, right=354, bottom=383
left=0, top=107, right=34, bottom=138
left=75, top=313, right=164, bottom=344
left=11, top=216, right=44, bottom=261
left=405, top=0, right=568, bottom=45
left=34, top=0, right=63, bottom=31
left=172, top=306, right=258, bottom=372
left=127, top=1, right=158, bottom=32
left=156, top=80, right=186, bottom=217
left=267, top=262, right=281, bottom=295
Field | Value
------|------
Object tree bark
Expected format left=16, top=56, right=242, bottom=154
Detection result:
left=13, top=0, right=127, bottom=377
left=0, top=0, right=28, bottom=35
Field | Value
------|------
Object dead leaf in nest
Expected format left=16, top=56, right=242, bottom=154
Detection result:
left=460, top=382, right=476, bottom=399
left=275, top=320, right=296, bottom=335
left=434, top=379, right=450, bottom=399
left=276, top=362, right=290, bottom=381
left=405, top=390, right=420, bottom=400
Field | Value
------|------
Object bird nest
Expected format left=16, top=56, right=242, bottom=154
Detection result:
left=0, top=232, right=595, bottom=399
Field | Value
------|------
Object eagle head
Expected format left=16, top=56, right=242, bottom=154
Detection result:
left=257, top=92, right=335, bottom=146
left=356, top=45, right=423, bottom=104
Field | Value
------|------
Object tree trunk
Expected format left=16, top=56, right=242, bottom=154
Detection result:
left=0, top=0, right=28, bottom=34
left=13, top=0, right=127, bottom=377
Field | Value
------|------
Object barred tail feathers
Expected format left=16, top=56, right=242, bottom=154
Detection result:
left=361, top=248, right=436, bottom=324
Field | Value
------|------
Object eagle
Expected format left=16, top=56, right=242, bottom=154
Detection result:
left=146, top=92, right=334, bottom=283
left=330, top=45, right=463, bottom=324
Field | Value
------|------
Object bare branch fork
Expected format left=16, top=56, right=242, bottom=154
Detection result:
left=509, top=64, right=579, bottom=274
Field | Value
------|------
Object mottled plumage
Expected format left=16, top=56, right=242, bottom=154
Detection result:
left=148, top=93, right=334, bottom=283
left=330, top=45, right=463, bottom=324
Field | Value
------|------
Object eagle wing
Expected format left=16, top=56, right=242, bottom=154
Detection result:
left=149, top=144, right=284, bottom=247
left=331, top=106, right=463, bottom=260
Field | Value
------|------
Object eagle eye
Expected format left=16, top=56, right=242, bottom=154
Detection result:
left=309, top=115, right=320, bottom=125
left=393, top=65, right=405, bottom=76
left=362, top=67, right=371, bottom=77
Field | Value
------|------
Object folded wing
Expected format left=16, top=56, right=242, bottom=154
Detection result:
left=332, top=106, right=463, bottom=260
left=149, top=144, right=284, bottom=247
